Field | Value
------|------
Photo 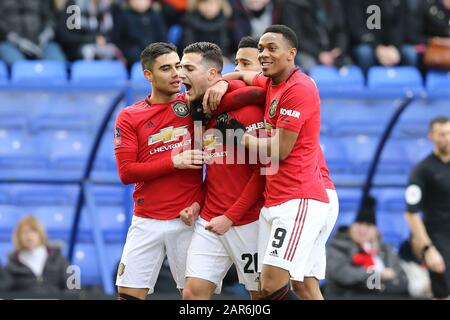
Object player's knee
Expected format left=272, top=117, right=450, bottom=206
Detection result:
left=182, top=286, right=199, bottom=300
left=291, top=281, right=307, bottom=298
left=182, top=283, right=213, bottom=300
left=260, top=282, right=288, bottom=298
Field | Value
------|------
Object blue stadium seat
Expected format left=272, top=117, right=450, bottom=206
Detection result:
left=92, top=131, right=118, bottom=181
left=378, top=211, right=409, bottom=249
left=343, top=135, right=378, bottom=174
left=9, top=184, right=79, bottom=206
left=395, top=98, right=450, bottom=137
left=378, top=140, right=411, bottom=175
left=309, top=65, right=364, bottom=92
left=336, top=188, right=362, bottom=213
left=11, top=60, right=67, bottom=85
left=0, top=241, right=13, bottom=265
left=0, top=60, right=8, bottom=83
left=368, top=66, right=423, bottom=93
left=79, top=206, right=126, bottom=241
left=73, top=243, right=123, bottom=286
left=335, top=211, right=356, bottom=228
left=71, top=60, right=127, bottom=86
left=31, top=206, right=75, bottom=239
left=91, top=185, right=127, bottom=206
left=376, top=188, right=406, bottom=212
left=167, top=24, right=182, bottom=45
left=426, top=70, right=450, bottom=96
left=404, top=137, right=433, bottom=166
left=45, top=131, right=92, bottom=171
left=320, top=137, right=349, bottom=174
left=130, top=61, right=151, bottom=91
left=0, top=130, right=47, bottom=171
left=73, top=243, right=101, bottom=285
left=326, top=101, right=393, bottom=136
left=0, top=206, right=22, bottom=240
left=222, top=63, right=235, bottom=74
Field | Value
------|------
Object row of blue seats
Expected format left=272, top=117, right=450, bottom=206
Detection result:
left=0, top=127, right=431, bottom=175
left=1, top=98, right=446, bottom=138
left=0, top=59, right=449, bottom=93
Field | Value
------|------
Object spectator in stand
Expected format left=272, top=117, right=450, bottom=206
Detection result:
left=113, top=0, right=167, bottom=68
left=229, top=0, right=280, bottom=53
left=325, top=196, right=410, bottom=299
left=406, top=0, right=450, bottom=63
left=280, top=0, right=351, bottom=72
left=344, top=0, right=418, bottom=72
left=5, top=215, right=70, bottom=296
left=0, top=0, right=66, bottom=66
left=158, top=0, right=188, bottom=26
left=56, top=0, right=121, bottom=61
left=180, top=0, right=232, bottom=57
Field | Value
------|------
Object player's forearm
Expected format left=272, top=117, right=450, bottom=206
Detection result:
left=242, top=134, right=278, bottom=159
left=214, top=86, right=266, bottom=115
left=225, top=169, right=265, bottom=223
left=223, top=71, right=259, bottom=86
left=116, top=152, right=175, bottom=184
left=405, top=212, right=432, bottom=248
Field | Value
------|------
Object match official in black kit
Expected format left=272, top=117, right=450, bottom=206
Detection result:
left=405, top=116, right=450, bottom=299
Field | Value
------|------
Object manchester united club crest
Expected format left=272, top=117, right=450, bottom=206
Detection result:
left=216, top=112, right=229, bottom=125
left=269, top=99, right=278, bottom=117
left=172, top=101, right=189, bottom=117
left=118, top=262, right=126, bottom=277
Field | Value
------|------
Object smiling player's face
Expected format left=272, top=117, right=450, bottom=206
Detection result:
left=258, top=32, right=296, bottom=80
left=145, top=51, right=182, bottom=96
left=179, top=52, right=211, bottom=102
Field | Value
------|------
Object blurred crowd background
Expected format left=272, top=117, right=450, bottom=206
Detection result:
left=0, top=0, right=449, bottom=72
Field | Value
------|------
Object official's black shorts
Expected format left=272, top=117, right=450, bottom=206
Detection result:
left=429, top=232, right=450, bottom=298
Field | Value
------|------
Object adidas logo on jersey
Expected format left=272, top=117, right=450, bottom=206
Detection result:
left=269, top=249, right=278, bottom=257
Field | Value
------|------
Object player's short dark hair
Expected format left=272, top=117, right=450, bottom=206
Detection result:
left=238, top=36, right=259, bottom=49
left=263, top=25, right=298, bottom=49
left=140, top=42, right=178, bottom=70
left=183, top=42, right=223, bottom=72
left=429, top=116, right=450, bottom=131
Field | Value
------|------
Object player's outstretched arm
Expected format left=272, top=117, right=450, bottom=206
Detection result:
left=222, top=71, right=260, bottom=85
left=242, top=127, right=298, bottom=161
left=116, top=149, right=205, bottom=184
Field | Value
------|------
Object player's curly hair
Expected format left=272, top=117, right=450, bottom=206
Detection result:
left=183, top=42, right=223, bottom=72
left=140, top=42, right=178, bottom=71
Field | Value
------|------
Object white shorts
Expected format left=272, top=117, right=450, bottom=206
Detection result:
left=116, top=215, right=194, bottom=294
left=258, top=192, right=338, bottom=282
left=186, top=217, right=259, bottom=293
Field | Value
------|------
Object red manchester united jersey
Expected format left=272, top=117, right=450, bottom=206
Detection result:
left=114, top=93, right=203, bottom=220
left=201, top=105, right=265, bottom=226
left=253, top=68, right=329, bottom=206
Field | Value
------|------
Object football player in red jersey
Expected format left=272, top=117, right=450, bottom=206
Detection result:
left=229, top=34, right=339, bottom=300
left=178, top=42, right=266, bottom=300
left=206, top=25, right=338, bottom=300
left=114, top=42, right=208, bottom=300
